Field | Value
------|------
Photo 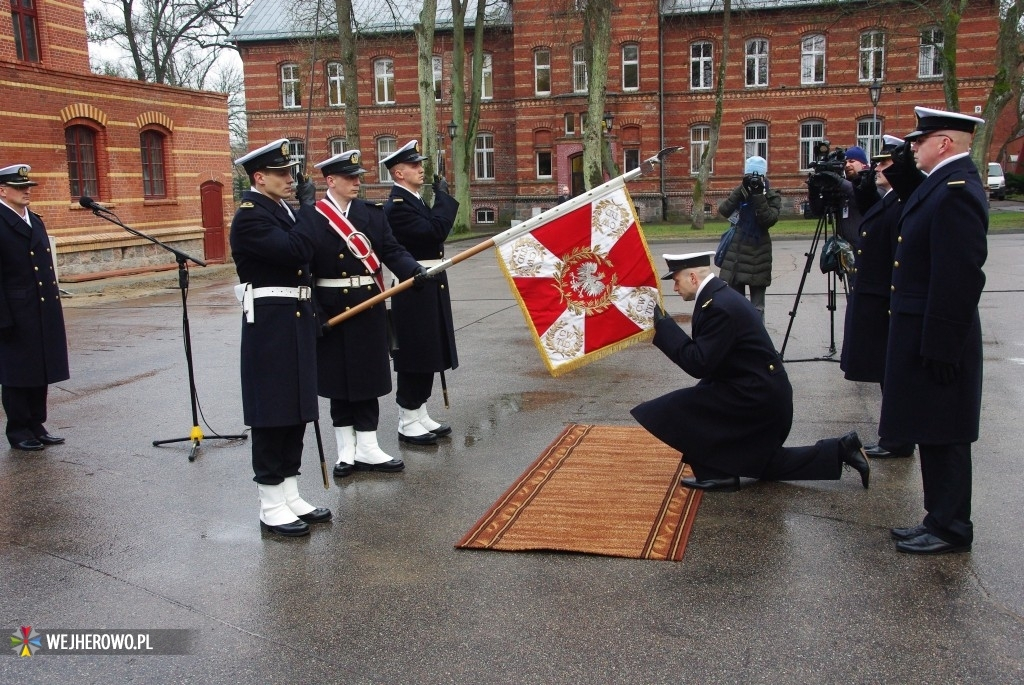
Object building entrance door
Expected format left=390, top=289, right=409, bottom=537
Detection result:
left=200, top=181, right=225, bottom=264
left=570, top=154, right=584, bottom=197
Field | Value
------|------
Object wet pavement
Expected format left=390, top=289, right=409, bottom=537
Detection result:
left=2, top=234, right=1023, bottom=683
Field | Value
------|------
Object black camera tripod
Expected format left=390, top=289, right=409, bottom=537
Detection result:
left=779, top=202, right=848, bottom=362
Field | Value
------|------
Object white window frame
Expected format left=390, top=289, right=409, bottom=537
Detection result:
left=377, top=136, right=397, bottom=182
left=799, top=120, right=825, bottom=171
left=690, top=41, right=713, bottom=90
left=744, top=122, right=768, bottom=161
left=330, top=137, right=347, bottom=156
left=475, top=133, right=495, bottom=180
left=801, top=34, right=826, bottom=85
left=476, top=207, right=495, bottom=224
left=535, top=49, right=551, bottom=96
left=572, top=45, right=588, bottom=93
left=433, top=56, right=443, bottom=101
left=859, top=30, right=885, bottom=82
left=624, top=148, right=640, bottom=172
left=745, top=38, right=768, bottom=87
left=690, top=125, right=712, bottom=174
left=374, top=58, right=395, bottom=105
left=857, top=118, right=882, bottom=158
left=536, top=150, right=552, bottom=179
left=919, top=27, right=944, bottom=78
left=327, top=61, right=344, bottom=107
left=622, top=44, right=639, bottom=91
left=281, top=63, right=300, bottom=109
left=564, top=113, right=575, bottom=136
left=481, top=53, right=493, bottom=100
left=288, top=140, right=305, bottom=174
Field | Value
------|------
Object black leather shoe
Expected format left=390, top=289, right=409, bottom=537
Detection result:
left=891, top=524, right=928, bottom=541
left=36, top=433, right=65, bottom=445
left=333, top=463, right=354, bottom=478
left=838, top=431, right=870, bottom=489
left=354, top=458, right=405, bottom=472
left=259, top=520, right=310, bottom=537
left=864, top=444, right=913, bottom=458
left=12, top=439, right=45, bottom=451
left=398, top=431, right=437, bottom=446
left=298, top=507, right=332, bottom=524
left=895, top=532, right=971, bottom=554
left=680, top=476, right=740, bottom=492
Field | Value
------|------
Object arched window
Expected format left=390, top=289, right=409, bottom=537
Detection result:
left=801, top=34, right=826, bottom=85
left=140, top=130, right=167, bottom=198
left=377, top=136, right=397, bottom=182
left=622, top=44, right=639, bottom=91
left=65, top=125, right=99, bottom=199
left=535, top=49, right=551, bottom=96
left=11, top=0, right=41, bottom=62
left=474, top=133, right=495, bottom=180
left=326, top=62, right=345, bottom=107
left=744, top=121, right=768, bottom=160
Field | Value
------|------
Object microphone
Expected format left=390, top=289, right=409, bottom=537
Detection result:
left=79, top=196, right=108, bottom=213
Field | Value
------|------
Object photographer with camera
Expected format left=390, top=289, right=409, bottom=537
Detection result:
left=839, top=145, right=872, bottom=246
left=716, top=156, right=782, bottom=321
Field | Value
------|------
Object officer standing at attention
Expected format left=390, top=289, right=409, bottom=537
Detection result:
left=303, top=150, right=426, bottom=477
left=880, top=108, right=987, bottom=554
left=382, top=140, right=459, bottom=445
left=230, top=140, right=331, bottom=537
left=631, top=252, right=870, bottom=492
left=0, top=164, right=69, bottom=452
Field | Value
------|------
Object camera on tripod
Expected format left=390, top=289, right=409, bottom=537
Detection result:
left=806, top=141, right=848, bottom=214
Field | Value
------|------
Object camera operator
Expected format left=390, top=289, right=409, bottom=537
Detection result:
left=716, top=156, right=782, bottom=321
left=839, top=145, right=872, bottom=245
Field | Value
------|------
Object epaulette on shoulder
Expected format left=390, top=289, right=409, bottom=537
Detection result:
left=366, top=202, right=383, bottom=211
left=702, top=299, right=713, bottom=309
left=375, top=202, right=385, bottom=207
left=947, top=180, right=966, bottom=187
left=239, top=201, right=254, bottom=209
left=393, top=198, right=404, bottom=203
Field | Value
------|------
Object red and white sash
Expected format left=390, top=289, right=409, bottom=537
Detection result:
left=314, top=198, right=385, bottom=292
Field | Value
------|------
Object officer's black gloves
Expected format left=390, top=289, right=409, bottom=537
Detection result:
left=652, top=304, right=670, bottom=325
left=413, top=265, right=433, bottom=289
left=922, top=357, right=958, bottom=385
left=885, top=141, right=926, bottom=202
left=853, top=166, right=880, bottom=213
left=889, top=140, right=915, bottom=171
left=432, top=174, right=450, bottom=195
left=295, top=172, right=317, bottom=206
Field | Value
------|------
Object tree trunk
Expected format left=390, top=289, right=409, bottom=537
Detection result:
left=690, top=0, right=730, bottom=229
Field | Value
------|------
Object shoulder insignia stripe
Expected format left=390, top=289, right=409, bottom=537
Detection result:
left=947, top=180, right=966, bottom=186
left=393, top=198, right=404, bottom=202
left=239, top=201, right=254, bottom=208
left=702, top=299, right=712, bottom=308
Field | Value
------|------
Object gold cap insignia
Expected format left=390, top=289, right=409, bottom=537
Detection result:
left=280, top=142, right=290, bottom=157
left=18, top=166, right=29, bottom=178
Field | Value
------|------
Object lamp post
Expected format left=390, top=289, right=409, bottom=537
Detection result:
left=446, top=120, right=457, bottom=190
left=868, top=80, right=882, bottom=157
left=602, top=112, right=614, bottom=134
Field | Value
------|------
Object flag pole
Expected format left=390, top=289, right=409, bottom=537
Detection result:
left=323, top=146, right=681, bottom=329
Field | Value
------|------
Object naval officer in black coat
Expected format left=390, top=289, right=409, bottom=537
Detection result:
left=230, top=139, right=331, bottom=537
left=631, top=252, right=870, bottom=492
left=303, top=150, right=425, bottom=477
left=0, top=164, right=69, bottom=451
left=840, top=136, right=916, bottom=460
left=880, top=108, right=988, bottom=554
left=382, top=140, right=460, bottom=445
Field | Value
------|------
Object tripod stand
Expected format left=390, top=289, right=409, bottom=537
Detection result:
left=82, top=200, right=247, bottom=460
left=779, top=203, right=848, bottom=362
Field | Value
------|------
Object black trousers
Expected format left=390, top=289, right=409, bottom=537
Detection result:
left=396, top=371, right=433, bottom=410
left=919, top=442, right=973, bottom=546
left=329, top=398, right=379, bottom=432
left=876, top=381, right=914, bottom=454
left=690, top=438, right=842, bottom=482
left=3, top=384, right=48, bottom=445
left=251, top=424, right=306, bottom=485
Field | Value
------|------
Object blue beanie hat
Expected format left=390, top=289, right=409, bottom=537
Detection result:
left=845, top=146, right=869, bottom=165
left=744, top=156, right=767, bottom=175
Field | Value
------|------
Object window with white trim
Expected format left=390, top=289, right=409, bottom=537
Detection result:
left=744, top=122, right=768, bottom=161
left=622, top=44, right=639, bottom=90
left=281, top=63, right=301, bottom=108
left=690, top=125, right=712, bottom=174
left=327, top=62, right=345, bottom=107
left=919, top=27, right=944, bottom=77
left=475, top=133, right=495, bottom=180
left=536, top=151, right=552, bottom=179
left=801, top=34, right=825, bottom=85
left=859, top=30, right=885, bottom=82
left=476, top=207, right=495, bottom=224
left=858, top=118, right=882, bottom=158
left=535, top=49, right=551, bottom=95
left=330, top=137, right=347, bottom=156
left=691, top=41, right=713, bottom=90
left=377, top=137, right=397, bottom=182
left=799, top=120, right=825, bottom=170
left=375, top=58, right=395, bottom=104
left=572, top=45, right=588, bottom=93
left=745, top=38, right=768, bottom=87
left=288, top=140, right=305, bottom=175
left=624, top=149, right=640, bottom=172
left=564, top=113, right=575, bottom=136
left=481, top=53, right=493, bottom=100
left=433, top=56, right=443, bottom=101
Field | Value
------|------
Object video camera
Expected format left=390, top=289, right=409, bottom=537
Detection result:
left=806, top=141, right=848, bottom=210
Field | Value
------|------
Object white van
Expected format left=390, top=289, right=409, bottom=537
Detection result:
left=987, top=162, right=1006, bottom=200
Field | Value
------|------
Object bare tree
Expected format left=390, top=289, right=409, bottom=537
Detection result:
left=689, top=0, right=730, bottom=229
left=580, top=0, right=615, bottom=189
left=415, top=0, right=441, bottom=204
left=448, top=0, right=489, bottom=235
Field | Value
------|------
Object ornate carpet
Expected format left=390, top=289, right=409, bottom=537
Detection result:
left=456, top=424, right=702, bottom=561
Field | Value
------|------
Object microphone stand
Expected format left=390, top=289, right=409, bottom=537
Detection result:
left=87, top=205, right=247, bottom=461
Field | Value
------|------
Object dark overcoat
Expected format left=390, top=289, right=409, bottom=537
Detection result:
left=229, top=191, right=319, bottom=428
left=383, top=185, right=459, bottom=373
left=879, top=156, right=987, bottom=444
left=630, top=277, right=793, bottom=478
left=717, top=185, right=782, bottom=288
left=0, top=204, right=69, bottom=387
left=305, top=197, right=420, bottom=400
left=840, top=189, right=902, bottom=382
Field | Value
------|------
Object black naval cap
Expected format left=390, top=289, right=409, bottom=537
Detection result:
left=904, top=106, right=984, bottom=141
left=871, top=135, right=904, bottom=162
left=381, top=140, right=428, bottom=170
left=234, top=138, right=293, bottom=176
left=661, top=251, right=716, bottom=280
left=315, top=150, right=367, bottom=177
left=0, top=164, right=38, bottom=187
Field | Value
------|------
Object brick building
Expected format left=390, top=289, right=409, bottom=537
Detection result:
left=232, top=0, right=1009, bottom=224
left=2, top=0, right=232, bottom=279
